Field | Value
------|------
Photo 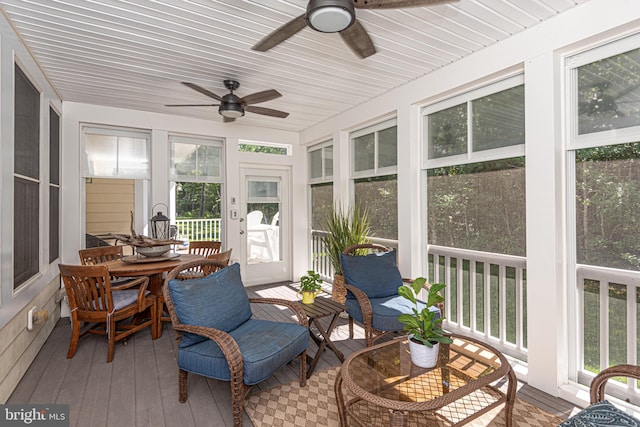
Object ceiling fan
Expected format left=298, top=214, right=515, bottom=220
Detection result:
left=166, top=80, right=289, bottom=122
left=252, top=0, right=458, bottom=59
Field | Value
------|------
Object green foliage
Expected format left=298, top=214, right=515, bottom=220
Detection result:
left=175, top=182, right=221, bottom=219
left=319, top=203, right=372, bottom=275
left=299, top=270, right=322, bottom=292
left=397, top=278, right=453, bottom=348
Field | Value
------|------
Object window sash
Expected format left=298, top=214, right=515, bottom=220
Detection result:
left=350, top=119, right=398, bottom=178
left=170, top=135, right=223, bottom=183
left=422, top=75, right=525, bottom=169
left=82, top=126, right=151, bottom=179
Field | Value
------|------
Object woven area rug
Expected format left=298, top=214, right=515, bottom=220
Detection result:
left=245, top=367, right=564, bottom=427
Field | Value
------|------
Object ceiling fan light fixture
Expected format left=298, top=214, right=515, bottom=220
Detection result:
left=219, top=103, right=244, bottom=118
left=306, top=0, right=355, bottom=33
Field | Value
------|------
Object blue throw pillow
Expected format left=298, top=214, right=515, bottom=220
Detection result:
left=168, top=263, right=252, bottom=347
left=340, top=250, right=403, bottom=299
left=559, top=400, right=640, bottom=426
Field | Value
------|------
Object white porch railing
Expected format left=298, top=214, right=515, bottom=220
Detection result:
left=174, top=218, right=222, bottom=242
left=576, top=264, right=640, bottom=404
left=428, top=245, right=528, bottom=362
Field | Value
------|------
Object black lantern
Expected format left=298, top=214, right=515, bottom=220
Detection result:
left=150, top=203, right=170, bottom=240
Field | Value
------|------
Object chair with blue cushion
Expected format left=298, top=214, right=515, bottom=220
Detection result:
left=341, top=244, right=441, bottom=347
left=58, top=263, right=160, bottom=363
left=163, top=260, right=309, bottom=427
left=560, top=364, right=640, bottom=426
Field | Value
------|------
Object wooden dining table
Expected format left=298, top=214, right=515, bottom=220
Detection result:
left=105, top=253, right=203, bottom=296
left=105, top=253, right=204, bottom=329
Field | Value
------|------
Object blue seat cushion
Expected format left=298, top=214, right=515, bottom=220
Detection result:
left=341, top=250, right=403, bottom=299
left=345, top=294, right=440, bottom=333
left=102, top=289, right=150, bottom=310
left=168, top=263, right=252, bottom=347
left=177, top=318, right=309, bottom=385
left=559, top=400, right=640, bottom=426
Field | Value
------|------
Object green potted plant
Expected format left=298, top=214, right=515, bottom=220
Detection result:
left=398, top=278, right=453, bottom=368
left=320, top=203, right=371, bottom=303
left=298, top=270, right=323, bottom=304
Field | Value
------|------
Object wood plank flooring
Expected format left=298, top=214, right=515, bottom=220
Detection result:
left=8, top=281, right=578, bottom=426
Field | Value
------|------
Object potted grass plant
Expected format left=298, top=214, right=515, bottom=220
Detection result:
left=298, top=270, right=323, bottom=304
left=320, top=203, right=371, bottom=304
left=398, top=278, right=453, bottom=368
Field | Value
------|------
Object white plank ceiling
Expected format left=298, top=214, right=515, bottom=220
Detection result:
left=0, top=0, right=589, bottom=132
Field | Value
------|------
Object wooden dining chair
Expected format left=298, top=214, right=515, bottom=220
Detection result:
left=178, top=241, right=223, bottom=279
left=58, top=264, right=160, bottom=362
left=202, top=249, right=233, bottom=275
left=188, top=240, right=222, bottom=257
left=79, top=245, right=124, bottom=265
left=79, top=245, right=135, bottom=288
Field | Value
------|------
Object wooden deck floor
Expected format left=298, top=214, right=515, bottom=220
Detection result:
left=8, top=282, right=579, bottom=426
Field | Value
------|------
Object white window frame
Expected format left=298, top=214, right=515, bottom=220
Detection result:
left=169, top=134, right=224, bottom=183
left=565, top=33, right=640, bottom=392
left=422, top=75, right=525, bottom=170
left=350, top=118, right=398, bottom=180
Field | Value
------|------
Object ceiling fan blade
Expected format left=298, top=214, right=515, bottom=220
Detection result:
left=353, top=0, right=458, bottom=8
left=182, top=82, right=223, bottom=101
left=340, top=20, right=376, bottom=59
left=165, top=103, right=220, bottom=107
left=252, top=14, right=308, bottom=52
left=246, top=105, right=290, bottom=118
left=240, top=89, right=282, bottom=105
left=223, top=116, right=236, bottom=123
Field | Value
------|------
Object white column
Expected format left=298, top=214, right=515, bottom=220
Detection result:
left=396, top=104, right=423, bottom=278
left=524, top=51, right=566, bottom=396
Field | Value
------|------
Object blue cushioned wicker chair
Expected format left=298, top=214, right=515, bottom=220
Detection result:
left=340, top=244, right=441, bottom=347
left=560, top=364, right=640, bottom=426
left=163, top=260, right=309, bottom=427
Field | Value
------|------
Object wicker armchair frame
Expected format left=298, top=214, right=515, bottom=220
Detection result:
left=163, top=259, right=308, bottom=427
left=341, top=244, right=416, bottom=347
left=590, top=364, right=640, bottom=403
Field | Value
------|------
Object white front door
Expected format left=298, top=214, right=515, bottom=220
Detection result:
left=239, top=167, right=290, bottom=285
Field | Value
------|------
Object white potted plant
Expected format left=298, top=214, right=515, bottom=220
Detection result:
left=398, top=278, right=453, bottom=368
left=298, top=270, right=323, bottom=304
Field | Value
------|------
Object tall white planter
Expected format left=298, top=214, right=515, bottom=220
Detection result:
left=408, top=337, right=439, bottom=368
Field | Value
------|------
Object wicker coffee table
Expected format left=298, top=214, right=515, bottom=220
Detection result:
left=334, top=334, right=516, bottom=426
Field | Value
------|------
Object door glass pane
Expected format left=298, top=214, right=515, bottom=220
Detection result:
left=247, top=178, right=280, bottom=264
left=248, top=181, right=278, bottom=200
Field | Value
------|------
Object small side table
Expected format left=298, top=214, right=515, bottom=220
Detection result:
left=301, top=296, right=346, bottom=379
